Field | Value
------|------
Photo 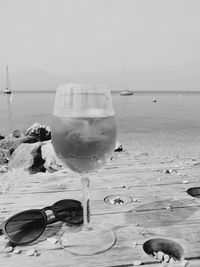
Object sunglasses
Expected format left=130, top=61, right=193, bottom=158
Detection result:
left=0, top=199, right=83, bottom=245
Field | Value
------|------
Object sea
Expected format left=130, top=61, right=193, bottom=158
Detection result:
left=1, top=91, right=200, bottom=142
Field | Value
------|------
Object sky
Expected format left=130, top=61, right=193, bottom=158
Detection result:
left=0, top=0, right=200, bottom=90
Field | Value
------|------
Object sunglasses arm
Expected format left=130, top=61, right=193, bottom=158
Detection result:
left=46, top=217, right=60, bottom=225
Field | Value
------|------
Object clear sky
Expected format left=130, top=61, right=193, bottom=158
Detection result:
left=0, top=0, right=200, bottom=90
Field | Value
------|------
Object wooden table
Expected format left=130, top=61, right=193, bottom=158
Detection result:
left=1, top=148, right=200, bottom=267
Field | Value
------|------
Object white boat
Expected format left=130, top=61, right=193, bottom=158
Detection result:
left=119, top=89, right=134, bottom=96
left=3, top=66, right=12, bottom=95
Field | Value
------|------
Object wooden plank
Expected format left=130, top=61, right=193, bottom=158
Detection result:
left=1, top=152, right=200, bottom=266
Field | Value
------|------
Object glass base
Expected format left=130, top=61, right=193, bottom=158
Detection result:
left=60, top=226, right=116, bottom=256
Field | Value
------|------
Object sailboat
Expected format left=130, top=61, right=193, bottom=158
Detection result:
left=119, top=65, right=134, bottom=96
left=3, top=66, right=12, bottom=95
left=119, top=89, right=134, bottom=96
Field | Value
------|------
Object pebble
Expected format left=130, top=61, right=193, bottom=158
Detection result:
left=133, top=260, right=143, bottom=266
left=166, top=205, right=173, bottom=210
left=47, top=237, right=58, bottom=244
left=26, top=249, right=36, bottom=256
left=182, top=180, right=189, bottom=184
left=34, top=251, right=41, bottom=257
left=5, top=246, right=13, bottom=253
left=132, top=242, right=137, bottom=247
left=163, top=169, right=170, bottom=174
left=157, top=251, right=164, bottom=261
left=163, top=254, right=170, bottom=263
left=13, top=248, right=21, bottom=254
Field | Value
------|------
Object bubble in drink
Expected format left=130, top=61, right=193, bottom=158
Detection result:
left=52, top=114, right=116, bottom=173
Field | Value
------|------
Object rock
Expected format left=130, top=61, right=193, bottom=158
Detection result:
left=41, top=141, right=63, bottom=172
left=0, top=135, right=38, bottom=158
left=26, top=123, right=51, bottom=141
left=0, top=150, right=9, bottom=166
left=114, top=141, right=123, bottom=152
left=9, top=129, right=23, bottom=138
left=8, top=142, right=46, bottom=174
left=0, top=134, right=5, bottom=140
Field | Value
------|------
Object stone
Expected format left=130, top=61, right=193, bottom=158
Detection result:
left=114, top=141, right=123, bottom=152
left=26, top=123, right=51, bottom=141
left=0, top=135, right=38, bottom=157
left=8, top=142, right=46, bottom=174
left=41, top=141, right=63, bottom=172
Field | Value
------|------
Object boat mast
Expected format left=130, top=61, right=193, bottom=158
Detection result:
left=6, top=65, right=11, bottom=91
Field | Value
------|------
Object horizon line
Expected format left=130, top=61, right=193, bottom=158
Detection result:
left=2, top=90, right=200, bottom=94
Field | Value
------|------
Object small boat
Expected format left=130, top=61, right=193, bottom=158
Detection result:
left=3, top=66, right=12, bottom=95
left=119, top=89, right=134, bottom=96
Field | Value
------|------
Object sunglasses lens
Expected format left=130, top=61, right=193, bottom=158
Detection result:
left=53, top=200, right=83, bottom=225
left=5, top=211, right=46, bottom=244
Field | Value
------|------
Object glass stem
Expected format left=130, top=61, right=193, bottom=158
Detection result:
left=81, top=176, right=92, bottom=231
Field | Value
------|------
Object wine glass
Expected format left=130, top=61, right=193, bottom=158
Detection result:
left=51, top=83, right=117, bottom=255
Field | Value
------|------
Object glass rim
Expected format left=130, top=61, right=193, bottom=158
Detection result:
left=56, top=83, right=110, bottom=93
